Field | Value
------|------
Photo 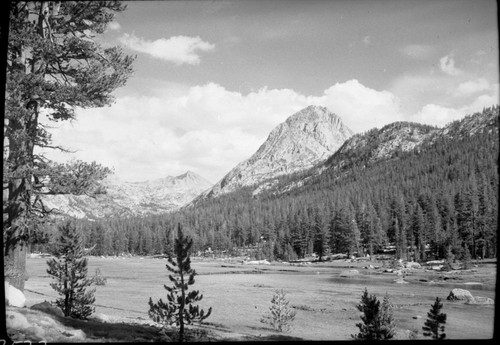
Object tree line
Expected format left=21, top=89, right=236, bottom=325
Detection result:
left=34, top=107, right=498, bottom=263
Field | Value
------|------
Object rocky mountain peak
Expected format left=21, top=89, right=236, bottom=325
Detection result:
left=287, top=105, right=340, bottom=123
left=200, top=105, right=353, bottom=199
left=177, top=170, right=196, bottom=179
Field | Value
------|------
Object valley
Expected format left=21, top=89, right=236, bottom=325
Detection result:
left=10, top=105, right=499, bottom=342
left=4, top=2, right=498, bottom=343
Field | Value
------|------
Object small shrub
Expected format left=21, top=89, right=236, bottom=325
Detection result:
left=408, top=327, right=419, bottom=340
left=261, top=289, right=297, bottom=332
left=461, top=246, right=472, bottom=270
left=92, top=268, right=107, bottom=286
left=379, top=293, right=396, bottom=339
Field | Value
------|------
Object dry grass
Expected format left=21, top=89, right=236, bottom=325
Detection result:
left=23, top=256, right=496, bottom=341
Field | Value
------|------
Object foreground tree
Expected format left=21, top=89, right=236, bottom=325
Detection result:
left=260, top=289, right=297, bottom=332
left=3, top=1, right=134, bottom=290
left=422, top=297, right=447, bottom=340
left=378, top=293, right=396, bottom=339
left=46, top=220, right=96, bottom=319
left=148, top=224, right=212, bottom=342
left=352, top=288, right=396, bottom=340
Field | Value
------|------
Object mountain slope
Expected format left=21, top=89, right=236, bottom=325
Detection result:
left=41, top=171, right=212, bottom=219
left=265, top=106, right=499, bottom=197
left=200, top=105, right=353, bottom=199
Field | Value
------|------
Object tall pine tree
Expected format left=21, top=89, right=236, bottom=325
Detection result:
left=4, top=1, right=134, bottom=291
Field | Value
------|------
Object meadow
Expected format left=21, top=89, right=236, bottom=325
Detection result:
left=24, top=256, right=496, bottom=341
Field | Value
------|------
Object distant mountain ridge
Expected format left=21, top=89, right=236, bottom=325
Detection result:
left=41, top=171, right=212, bottom=219
left=199, top=105, right=354, bottom=199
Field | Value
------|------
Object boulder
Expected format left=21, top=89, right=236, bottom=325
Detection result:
left=430, top=265, right=444, bottom=271
left=31, top=301, right=64, bottom=318
left=244, top=259, right=270, bottom=265
left=89, top=313, right=111, bottom=323
left=447, top=288, right=475, bottom=302
left=5, top=281, right=26, bottom=308
left=405, top=261, right=421, bottom=269
left=340, top=269, right=359, bottom=277
left=26, top=324, right=46, bottom=340
left=467, top=296, right=494, bottom=305
left=6, top=310, right=31, bottom=330
left=62, top=329, right=86, bottom=340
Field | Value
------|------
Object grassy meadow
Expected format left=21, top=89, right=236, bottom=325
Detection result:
left=24, top=256, right=496, bottom=341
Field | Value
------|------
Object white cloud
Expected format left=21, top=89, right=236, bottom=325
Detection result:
left=119, top=33, right=215, bottom=65
left=412, top=85, right=499, bottom=127
left=439, top=54, right=463, bottom=76
left=400, top=44, right=434, bottom=59
left=107, top=21, right=121, bottom=31
left=319, top=80, right=403, bottom=133
left=38, top=80, right=495, bottom=183
left=412, top=104, right=460, bottom=127
left=454, top=78, right=490, bottom=96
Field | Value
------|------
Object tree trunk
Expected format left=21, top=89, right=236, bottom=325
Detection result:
left=4, top=106, right=38, bottom=292
left=3, top=240, right=27, bottom=291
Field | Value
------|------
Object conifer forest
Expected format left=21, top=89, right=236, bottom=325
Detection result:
left=33, top=107, right=499, bottom=264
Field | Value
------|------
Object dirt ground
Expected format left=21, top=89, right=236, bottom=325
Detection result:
left=22, top=256, right=497, bottom=341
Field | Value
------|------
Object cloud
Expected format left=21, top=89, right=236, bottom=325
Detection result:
left=400, top=44, right=434, bottom=59
left=389, top=70, right=494, bottom=114
left=38, top=80, right=495, bottom=183
left=412, top=84, right=499, bottom=127
left=107, top=21, right=121, bottom=31
left=440, top=54, right=463, bottom=76
left=319, top=80, right=403, bottom=133
left=454, top=78, right=490, bottom=96
left=119, top=33, right=215, bottom=65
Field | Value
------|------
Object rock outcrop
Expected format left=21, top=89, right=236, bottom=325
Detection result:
left=198, top=105, right=353, bottom=199
left=5, top=281, right=26, bottom=308
left=447, top=288, right=475, bottom=302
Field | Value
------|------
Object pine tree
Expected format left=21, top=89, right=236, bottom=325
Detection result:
left=352, top=288, right=396, bottom=340
left=260, top=289, right=297, bottom=332
left=422, top=297, right=447, bottom=340
left=46, top=220, right=96, bottom=319
left=379, top=293, right=396, bottom=339
left=148, top=223, right=212, bottom=342
left=353, top=288, right=380, bottom=340
left=312, top=210, right=328, bottom=261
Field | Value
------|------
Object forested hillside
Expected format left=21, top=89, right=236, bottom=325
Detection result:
left=34, top=107, right=498, bottom=263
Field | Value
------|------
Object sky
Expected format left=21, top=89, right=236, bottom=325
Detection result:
left=38, top=0, right=499, bottom=183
